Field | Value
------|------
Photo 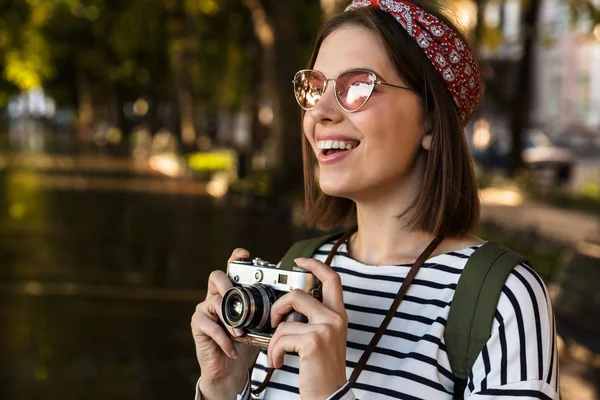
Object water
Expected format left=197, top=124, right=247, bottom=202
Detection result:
left=0, top=152, right=312, bottom=399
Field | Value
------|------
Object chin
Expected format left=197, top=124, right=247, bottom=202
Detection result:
left=318, top=179, right=358, bottom=199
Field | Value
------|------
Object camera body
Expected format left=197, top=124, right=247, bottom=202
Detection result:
left=220, top=257, right=321, bottom=349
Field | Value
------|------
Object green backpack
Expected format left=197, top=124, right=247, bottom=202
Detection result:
left=279, top=233, right=528, bottom=399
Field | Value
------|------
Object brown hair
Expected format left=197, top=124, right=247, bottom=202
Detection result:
left=302, top=1, right=480, bottom=238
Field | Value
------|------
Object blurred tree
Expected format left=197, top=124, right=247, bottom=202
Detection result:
left=568, top=0, right=600, bottom=23
left=507, top=0, right=541, bottom=177
left=507, top=0, right=599, bottom=177
left=473, top=0, right=487, bottom=43
left=472, top=0, right=599, bottom=177
left=167, top=0, right=199, bottom=147
left=0, top=0, right=55, bottom=104
left=0, top=0, right=258, bottom=147
left=320, top=0, right=347, bottom=20
left=241, top=0, right=321, bottom=195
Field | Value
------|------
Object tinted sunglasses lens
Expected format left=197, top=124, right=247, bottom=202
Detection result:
left=293, top=71, right=324, bottom=110
left=336, top=71, right=376, bottom=111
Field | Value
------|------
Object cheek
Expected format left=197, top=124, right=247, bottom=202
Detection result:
left=351, top=99, right=425, bottom=160
left=361, top=97, right=425, bottom=141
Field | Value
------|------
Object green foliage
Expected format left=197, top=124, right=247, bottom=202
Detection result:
left=581, top=181, right=600, bottom=200
left=480, top=25, right=504, bottom=50
left=0, top=0, right=56, bottom=94
left=477, top=221, right=566, bottom=282
left=567, top=0, right=600, bottom=26
left=0, top=0, right=331, bottom=152
left=0, top=0, right=260, bottom=113
left=187, top=150, right=236, bottom=172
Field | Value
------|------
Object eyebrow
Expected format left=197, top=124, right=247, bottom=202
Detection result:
left=315, top=67, right=385, bottom=80
left=340, top=67, right=379, bottom=76
left=340, top=67, right=404, bottom=86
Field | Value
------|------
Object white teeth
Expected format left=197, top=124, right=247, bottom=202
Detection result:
left=316, top=139, right=359, bottom=150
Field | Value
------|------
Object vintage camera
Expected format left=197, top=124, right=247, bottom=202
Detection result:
left=220, top=257, right=321, bottom=349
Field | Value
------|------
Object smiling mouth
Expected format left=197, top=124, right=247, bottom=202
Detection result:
left=323, top=146, right=358, bottom=156
left=318, top=141, right=361, bottom=156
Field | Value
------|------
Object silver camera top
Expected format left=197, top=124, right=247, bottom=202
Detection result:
left=228, top=257, right=319, bottom=293
left=232, top=258, right=278, bottom=268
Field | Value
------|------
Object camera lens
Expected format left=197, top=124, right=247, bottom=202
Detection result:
left=224, top=290, right=246, bottom=326
left=222, top=287, right=249, bottom=328
left=229, top=298, right=244, bottom=320
left=221, top=284, right=277, bottom=332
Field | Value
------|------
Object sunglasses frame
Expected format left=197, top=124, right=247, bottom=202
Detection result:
left=293, top=69, right=414, bottom=113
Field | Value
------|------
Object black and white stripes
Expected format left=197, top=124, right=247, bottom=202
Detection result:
left=466, top=262, right=559, bottom=398
left=197, top=240, right=558, bottom=400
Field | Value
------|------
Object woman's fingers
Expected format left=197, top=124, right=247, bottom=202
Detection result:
left=267, top=322, right=310, bottom=367
left=227, top=248, right=250, bottom=264
left=208, top=292, right=244, bottom=338
left=207, top=270, right=233, bottom=297
left=192, top=298, right=238, bottom=359
left=206, top=273, right=244, bottom=336
left=205, top=249, right=250, bottom=338
left=269, top=326, right=326, bottom=369
left=207, top=247, right=249, bottom=298
left=294, top=257, right=346, bottom=316
left=270, top=335, right=300, bottom=369
left=270, top=289, right=325, bottom=327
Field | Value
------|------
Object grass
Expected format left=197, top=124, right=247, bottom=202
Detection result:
left=476, top=220, right=569, bottom=282
left=477, top=169, right=600, bottom=218
left=526, top=186, right=600, bottom=218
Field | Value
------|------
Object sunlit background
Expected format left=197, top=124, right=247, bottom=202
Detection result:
left=0, top=0, right=599, bottom=399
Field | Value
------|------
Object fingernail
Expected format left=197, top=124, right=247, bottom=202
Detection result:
left=294, top=258, right=307, bottom=264
left=231, top=348, right=239, bottom=359
left=234, top=328, right=244, bottom=337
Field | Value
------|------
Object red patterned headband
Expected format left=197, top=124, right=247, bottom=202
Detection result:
left=345, top=0, right=481, bottom=126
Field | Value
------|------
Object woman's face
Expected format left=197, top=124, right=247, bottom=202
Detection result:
left=304, top=24, right=429, bottom=201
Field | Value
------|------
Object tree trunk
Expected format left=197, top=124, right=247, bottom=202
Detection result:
left=474, top=0, right=487, bottom=44
left=320, top=0, right=346, bottom=20
left=508, top=0, right=541, bottom=177
left=76, top=70, right=94, bottom=147
left=169, top=0, right=198, bottom=149
left=242, top=0, right=303, bottom=195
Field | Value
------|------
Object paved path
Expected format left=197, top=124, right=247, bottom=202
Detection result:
left=481, top=200, right=599, bottom=245
left=482, top=196, right=600, bottom=400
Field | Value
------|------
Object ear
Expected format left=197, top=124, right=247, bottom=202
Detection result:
left=420, top=113, right=432, bottom=150
left=421, top=133, right=433, bottom=150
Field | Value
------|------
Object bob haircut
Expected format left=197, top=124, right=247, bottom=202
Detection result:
left=302, top=1, right=481, bottom=238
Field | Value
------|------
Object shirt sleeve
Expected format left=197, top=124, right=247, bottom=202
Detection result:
left=325, top=381, right=356, bottom=400
left=195, top=375, right=252, bottom=400
left=464, top=264, right=560, bottom=399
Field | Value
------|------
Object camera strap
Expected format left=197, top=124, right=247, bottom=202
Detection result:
left=251, top=229, right=443, bottom=396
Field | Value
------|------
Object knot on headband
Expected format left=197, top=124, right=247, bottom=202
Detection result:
left=346, top=0, right=482, bottom=126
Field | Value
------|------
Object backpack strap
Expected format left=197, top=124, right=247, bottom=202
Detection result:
left=279, top=232, right=345, bottom=271
left=445, top=241, right=528, bottom=399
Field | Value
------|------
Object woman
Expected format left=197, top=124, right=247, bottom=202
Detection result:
left=191, top=0, right=559, bottom=399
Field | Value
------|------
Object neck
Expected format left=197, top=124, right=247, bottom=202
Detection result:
left=349, top=208, right=438, bottom=266
left=347, top=155, right=438, bottom=266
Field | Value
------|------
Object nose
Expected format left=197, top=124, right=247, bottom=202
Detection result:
left=309, top=79, right=344, bottom=124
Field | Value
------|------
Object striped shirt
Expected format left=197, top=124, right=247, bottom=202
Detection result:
left=196, top=241, right=559, bottom=399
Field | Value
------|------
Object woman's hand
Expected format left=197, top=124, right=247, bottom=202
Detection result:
left=268, top=257, right=349, bottom=400
left=191, top=248, right=259, bottom=400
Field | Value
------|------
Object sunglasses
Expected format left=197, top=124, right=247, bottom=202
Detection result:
left=293, top=69, right=414, bottom=113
